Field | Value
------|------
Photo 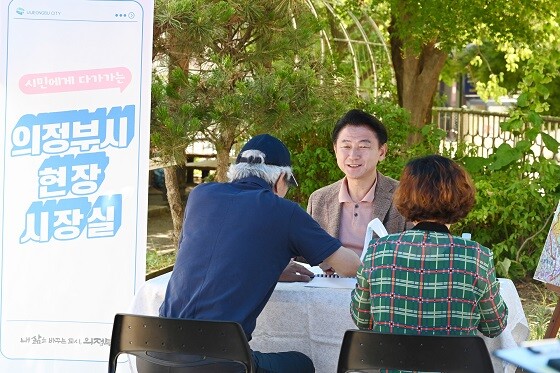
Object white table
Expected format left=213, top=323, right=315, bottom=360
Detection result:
left=127, top=272, right=529, bottom=373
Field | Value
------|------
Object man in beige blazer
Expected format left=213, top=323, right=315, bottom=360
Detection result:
left=307, top=109, right=410, bottom=259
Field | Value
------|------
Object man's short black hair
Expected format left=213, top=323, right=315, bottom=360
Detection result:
left=331, top=109, right=388, bottom=145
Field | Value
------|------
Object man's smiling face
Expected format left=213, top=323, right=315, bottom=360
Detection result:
left=334, top=125, right=387, bottom=183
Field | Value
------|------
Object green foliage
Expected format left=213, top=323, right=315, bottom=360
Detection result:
left=441, top=4, right=560, bottom=114
left=291, top=147, right=344, bottom=204
left=452, top=142, right=560, bottom=280
left=374, top=0, right=557, bottom=54
left=150, top=73, right=198, bottom=164
left=152, top=0, right=362, bottom=180
left=454, top=12, right=560, bottom=280
left=434, top=3, right=560, bottom=280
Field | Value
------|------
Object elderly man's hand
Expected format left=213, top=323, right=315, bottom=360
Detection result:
left=279, top=260, right=315, bottom=282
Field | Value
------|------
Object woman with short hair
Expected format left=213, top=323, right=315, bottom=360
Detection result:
left=351, top=154, right=508, bottom=338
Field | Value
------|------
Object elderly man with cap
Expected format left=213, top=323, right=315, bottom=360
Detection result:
left=158, top=134, right=361, bottom=373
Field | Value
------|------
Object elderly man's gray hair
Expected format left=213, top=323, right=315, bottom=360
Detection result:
left=228, top=150, right=294, bottom=187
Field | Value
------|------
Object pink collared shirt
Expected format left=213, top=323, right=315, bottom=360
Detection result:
left=338, top=177, right=377, bottom=257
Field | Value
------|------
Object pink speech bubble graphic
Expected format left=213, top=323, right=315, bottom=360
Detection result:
left=19, top=67, right=132, bottom=94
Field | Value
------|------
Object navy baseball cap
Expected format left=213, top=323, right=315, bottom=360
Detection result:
left=236, top=134, right=298, bottom=186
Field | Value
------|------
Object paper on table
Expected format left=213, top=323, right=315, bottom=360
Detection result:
left=360, top=218, right=388, bottom=262
left=304, top=274, right=357, bottom=289
left=301, top=264, right=356, bottom=289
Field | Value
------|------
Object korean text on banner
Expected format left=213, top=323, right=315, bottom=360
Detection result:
left=0, top=1, right=154, bottom=372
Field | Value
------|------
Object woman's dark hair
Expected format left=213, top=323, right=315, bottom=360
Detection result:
left=394, top=155, right=475, bottom=224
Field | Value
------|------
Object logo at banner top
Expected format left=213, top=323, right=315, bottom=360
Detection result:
left=16, top=7, right=24, bottom=15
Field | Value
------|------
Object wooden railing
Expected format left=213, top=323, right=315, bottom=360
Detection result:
left=432, top=107, right=560, bottom=160
left=146, top=265, right=174, bottom=280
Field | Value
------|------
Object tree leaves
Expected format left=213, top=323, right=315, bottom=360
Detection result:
left=541, top=132, right=560, bottom=153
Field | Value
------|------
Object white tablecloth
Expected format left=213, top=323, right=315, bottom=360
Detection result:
left=127, top=272, right=529, bottom=373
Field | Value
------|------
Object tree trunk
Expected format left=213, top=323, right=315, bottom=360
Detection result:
left=215, top=148, right=232, bottom=182
left=214, top=127, right=237, bottom=182
left=163, top=166, right=184, bottom=247
left=389, top=21, right=447, bottom=145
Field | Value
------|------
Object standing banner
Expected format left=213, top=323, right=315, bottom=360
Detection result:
left=0, top=0, right=153, bottom=371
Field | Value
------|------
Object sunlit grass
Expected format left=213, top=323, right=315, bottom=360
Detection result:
left=517, top=280, right=558, bottom=340
left=146, top=248, right=176, bottom=274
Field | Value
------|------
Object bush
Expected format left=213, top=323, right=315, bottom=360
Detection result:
left=455, top=150, right=560, bottom=279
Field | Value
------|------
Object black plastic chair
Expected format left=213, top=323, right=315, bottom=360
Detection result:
left=337, top=330, right=494, bottom=373
left=108, top=313, right=254, bottom=373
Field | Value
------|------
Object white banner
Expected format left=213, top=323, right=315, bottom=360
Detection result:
left=0, top=0, right=153, bottom=371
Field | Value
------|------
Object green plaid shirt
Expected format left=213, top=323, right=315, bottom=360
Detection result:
left=350, top=224, right=508, bottom=337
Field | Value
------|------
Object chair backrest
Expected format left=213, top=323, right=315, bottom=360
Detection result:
left=337, top=330, right=494, bottom=373
left=108, top=313, right=254, bottom=373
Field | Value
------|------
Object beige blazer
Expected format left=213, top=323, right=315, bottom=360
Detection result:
left=307, top=173, right=411, bottom=238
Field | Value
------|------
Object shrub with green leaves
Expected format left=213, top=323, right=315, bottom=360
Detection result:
left=455, top=145, right=560, bottom=279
